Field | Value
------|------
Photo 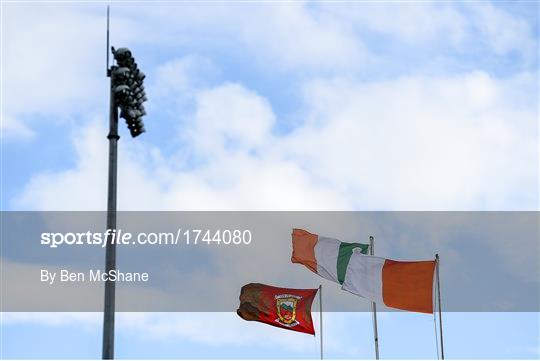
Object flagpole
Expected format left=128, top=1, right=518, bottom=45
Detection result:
left=369, top=236, right=380, bottom=360
left=319, top=284, right=323, bottom=360
left=435, top=254, right=444, bottom=360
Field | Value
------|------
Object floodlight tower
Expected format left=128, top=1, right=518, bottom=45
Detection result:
left=102, top=7, right=148, bottom=359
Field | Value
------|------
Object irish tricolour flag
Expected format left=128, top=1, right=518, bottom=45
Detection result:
left=291, top=228, right=436, bottom=313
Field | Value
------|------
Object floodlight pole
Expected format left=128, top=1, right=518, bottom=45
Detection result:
left=102, top=6, right=118, bottom=358
left=102, top=9, right=147, bottom=358
left=102, top=66, right=119, bottom=360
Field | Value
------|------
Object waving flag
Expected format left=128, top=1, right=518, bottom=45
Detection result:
left=291, top=228, right=369, bottom=283
left=292, top=228, right=436, bottom=313
left=237, top=283, right=318, bottom=335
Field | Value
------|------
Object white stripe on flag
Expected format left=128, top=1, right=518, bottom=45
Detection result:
left=314, top=236, right=341, bottom=283
left=342, top=252, right=385, bottom=304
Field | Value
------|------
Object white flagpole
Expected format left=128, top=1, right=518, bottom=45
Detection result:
left=319, top=284, right=323, bottom=360
left=436, top=254, right=445, bottom=360
left=369, top=236, right=380, bottom=360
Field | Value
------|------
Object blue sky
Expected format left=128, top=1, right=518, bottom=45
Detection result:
left=2, top=312, right=539, bottom=359
left=1, top=1, right=539, bottom=359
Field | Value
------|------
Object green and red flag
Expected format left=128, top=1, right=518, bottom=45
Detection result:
left=237, top=283, right=318, bottom=335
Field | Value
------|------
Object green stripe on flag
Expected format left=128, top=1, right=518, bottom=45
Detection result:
left=337, top=242, right=370, bottom=284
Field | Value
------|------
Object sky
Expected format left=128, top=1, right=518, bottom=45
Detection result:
left=1, top=0, right=539, bottom=359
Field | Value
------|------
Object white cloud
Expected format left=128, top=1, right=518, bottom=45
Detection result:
left=3, top=2, right=537, bottom=142
left=3, top=4, right=107, bottom=115
left=13, top=118, right=108, bottom=210
left=151, top=56, right=218, bottom=102
left=467, top=2, right=537, bottom=60
left=190, top=83, right=275, bottom=155
left=1, top=115, right=35, bottom=140
left=320, top=1, right=537, bottom=63
left=235, top=2, right=370, bottom=71
left=321, top=2, right=467, bottom=46
left=11, top=69, right=537, bottom=211
left=11, top=79, right=349, bottom=211
left=288, top=71, right=537, bottom=210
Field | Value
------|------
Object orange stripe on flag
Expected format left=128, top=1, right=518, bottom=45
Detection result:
left=382, top=259, right=436, bottom=314
left=291, top=229, right=318, bottom=273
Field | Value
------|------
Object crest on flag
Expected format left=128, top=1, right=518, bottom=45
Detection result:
left=275, top=294, right=301, bottom=327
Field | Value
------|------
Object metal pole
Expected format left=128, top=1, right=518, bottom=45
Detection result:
left=319, top=285, right=323, bottom=360
left=436, top=254, right=444, bottom=360
left=106, top=6, right=110, bottom=75
left=433, top=307, right=440, bottom=359
left=102, top=68, right=119, bottom=360
left=369, top=236, right=380, bottom=360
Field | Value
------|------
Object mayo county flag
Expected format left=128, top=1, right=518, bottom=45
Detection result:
left=237, top=283, right=318, bottom=335
left=291, top=228, right=436, bottom=313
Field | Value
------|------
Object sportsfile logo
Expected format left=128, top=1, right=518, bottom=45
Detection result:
left=41, top=229, right=134, bottom=248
